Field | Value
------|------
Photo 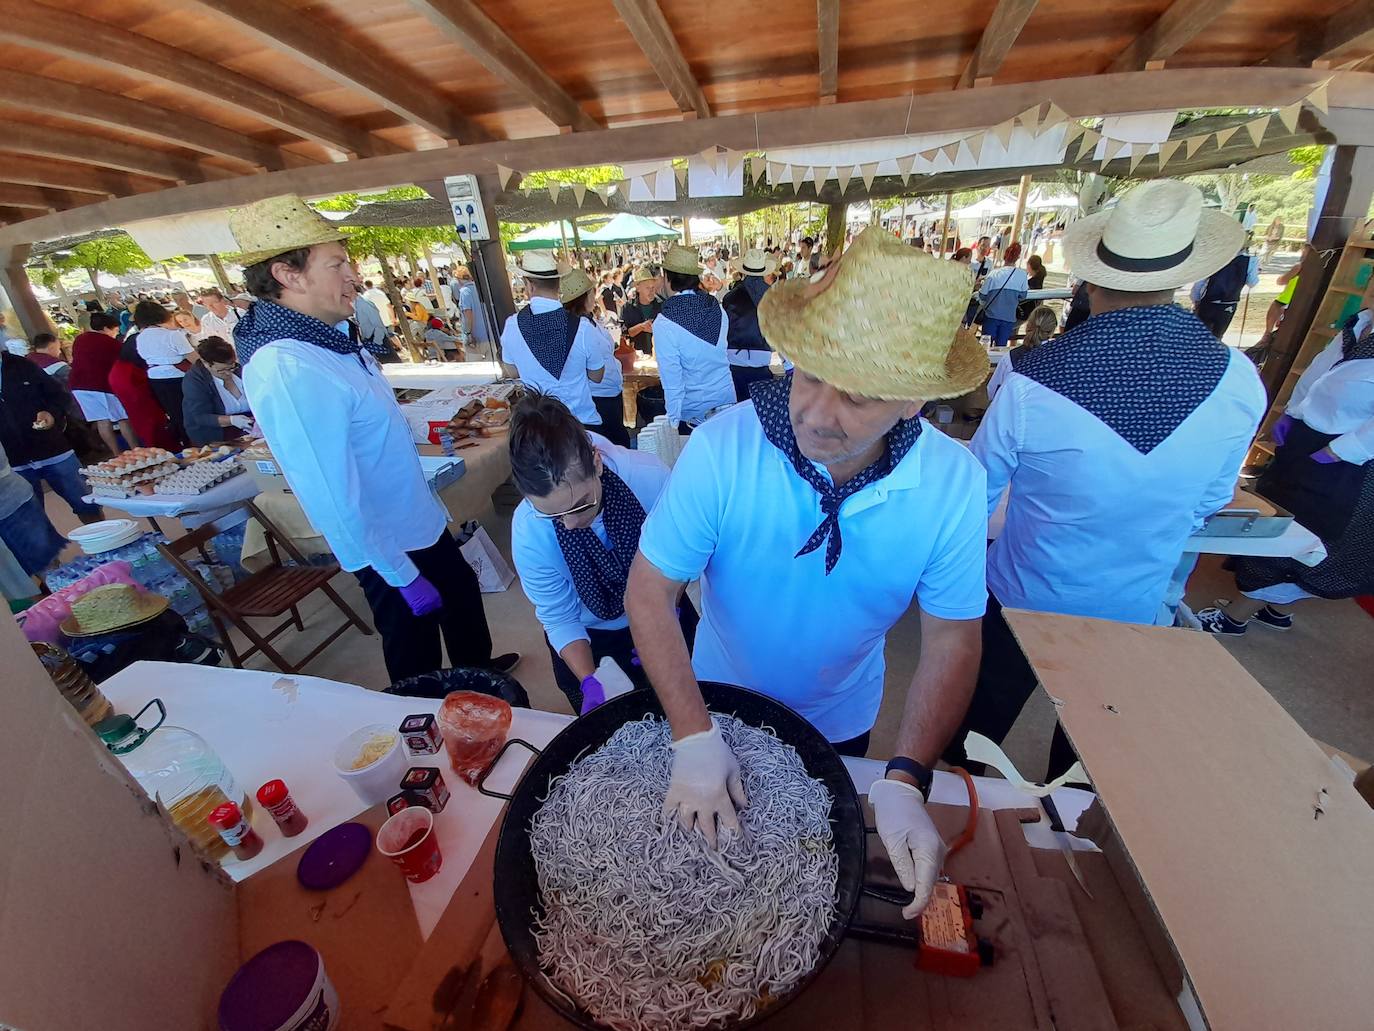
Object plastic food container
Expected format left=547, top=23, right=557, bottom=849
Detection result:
left=436, top=691, right=511, bottom=786
left=332, top=724, right=406, bottom=806
left=218, top=940, right=340, bottom=1031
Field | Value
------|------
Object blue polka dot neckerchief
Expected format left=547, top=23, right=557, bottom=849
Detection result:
left=553, top=466, right=647, bottom=620
left=660, top=290, right=724, bottom=345
left=1337, top=318, right=1374, bottom=365
left=516, top=305, right=576, bottom=379
left=1011, top=304, right=1231, bottom=455
left=234, top=299, right=390, bottom=367
left=751, top=374, right=922, bottom=575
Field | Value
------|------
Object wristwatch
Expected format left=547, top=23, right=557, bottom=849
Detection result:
left=884, top=756, right=934, bottom=801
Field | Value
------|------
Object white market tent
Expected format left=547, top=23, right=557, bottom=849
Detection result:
left=686, top=216, right=730, bottom=239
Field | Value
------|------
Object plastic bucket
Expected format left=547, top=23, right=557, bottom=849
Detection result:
left=218, top=940, right=340, bottom=1031
left=332, top=724, right=406, bottom=806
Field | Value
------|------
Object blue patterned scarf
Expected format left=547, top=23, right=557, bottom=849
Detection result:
left=1338, top=315, right=1374, bottom=364
left=752, top=374, right=922, bottom=574
left=517, top=305, right=577, bottom=379
left=553, top=467, right=646, bottom=619
left=661, top=290, right=724, bottom=345
left=234, top=300, right=390, bottom=366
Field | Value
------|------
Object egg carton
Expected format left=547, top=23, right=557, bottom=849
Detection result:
left=82, top=448, right=176, bottom=479
left=153, top=460, right=244, bottom=495
left=83, top=462, right=178, bottom=489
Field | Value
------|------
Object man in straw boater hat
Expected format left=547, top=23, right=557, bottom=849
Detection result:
left=721, top=248, right=780, bottom=402
left=653, top=243, right=736, bottom=432
left=498, top=251, right=608, bottom=430
left=228, top=194, right=519, bottom=683
left=626, top=226, right=990, bottom=919
left=947, top=179, right=1266, bottom=777
left=619, top=264, right=663, bottom=356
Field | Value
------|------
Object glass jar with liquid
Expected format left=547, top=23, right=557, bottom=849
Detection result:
left=95, top=699, right=252, bottom=861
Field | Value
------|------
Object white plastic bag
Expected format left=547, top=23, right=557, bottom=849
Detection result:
left=459, top=525, right=515, bottom=593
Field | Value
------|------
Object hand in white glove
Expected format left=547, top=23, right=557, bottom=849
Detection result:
left=662, top=718, right=748, bottom=848
left=228, top=415, right=253, bottom=430
left=869, top=777, right=948, bottom=920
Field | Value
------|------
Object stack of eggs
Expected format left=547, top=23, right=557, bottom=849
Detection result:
left=81, top=448, right=178, bottom=498
left=153, top=456, right=244, bottom=495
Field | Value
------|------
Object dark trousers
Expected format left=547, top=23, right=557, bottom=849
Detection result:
left=353, top=528, right=494, bottom=685
left=832, top=730, right=871, bottom=758
left=942, top=595, right=1077, bottom=780
left=730, top=363, right=775, bottom=403
left=591, top=393, right=631, bottom=447
left=1196, top=301, right=1238, bottom=338
left=149, top=376, right=188, bottom=446
left=547, top=600, right=699, bottom=713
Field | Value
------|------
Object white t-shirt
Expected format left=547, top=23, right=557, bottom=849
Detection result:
left=500, top=297, right=606, bottom=425
left=137, top=326, right=194, bottom=379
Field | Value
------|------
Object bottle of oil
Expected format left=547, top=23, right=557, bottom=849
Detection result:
left=95, top=699, right=252, bottom=861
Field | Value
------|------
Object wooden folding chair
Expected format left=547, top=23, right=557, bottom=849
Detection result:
left=156, top=500, right=373, bottom=673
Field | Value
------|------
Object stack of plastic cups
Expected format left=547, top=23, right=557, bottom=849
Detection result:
left=438, top=428, right=456, bottom=457
left=637, top=425, right=660, bottom=460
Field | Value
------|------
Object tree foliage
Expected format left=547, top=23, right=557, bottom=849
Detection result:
left=53, top=234, right=155, bottom=279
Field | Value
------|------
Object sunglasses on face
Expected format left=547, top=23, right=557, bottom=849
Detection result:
left=531, top=480, right=601, bottom=521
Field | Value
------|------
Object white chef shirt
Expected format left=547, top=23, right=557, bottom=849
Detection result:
left=653, top=291, right=736, bottom=425
left=243, top=339, right=447, bottom=587
left=137, top=326, right=193, bottom=379
left=198, top=308, right=240, bottom=343
left=972, top=348, right=1266, bottom=624
left=638, top=402, right=988, bottom=741
left=1286, top=336, right=1374, bottom=465
left=586, top=320, right=624, bottom=399
left=511, top=438, right=668, bottom=652
left=500, top=297, right=606, bottom=425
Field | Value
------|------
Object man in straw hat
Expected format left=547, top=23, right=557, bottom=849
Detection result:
left=626, top=227, right=990, bottom=919
left=229, top=194, right=519, bottom=683
left=499, top=251, right=607, bottom=430
left=653, top=243, right=736, bottom=432
left=619, top=264, right=663, bottom=356
left=949, top=179, right=1266, bottom=777
left=721, top=248, right=780, bottom=402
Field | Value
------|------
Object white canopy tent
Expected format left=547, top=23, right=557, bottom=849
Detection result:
left=686, top=217, right=730, bottom=240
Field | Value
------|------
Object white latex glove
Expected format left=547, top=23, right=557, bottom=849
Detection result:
left=228, top=415, right=253, bottom=430
left=869, top=777, right=948, bottom=920
left=662, top=718, right=748, bottom=848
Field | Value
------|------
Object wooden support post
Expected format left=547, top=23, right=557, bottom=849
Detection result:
left=376, top=244, right=421, bottom=362
left=940, top=192, right=953, bottom=257
left=1010, top=173, right=1032, bottom=250
left=682, top=217, right=692, bottom=246
left=824, top=202, right=846, bottom=258
left=470, top=173, right=516, bottom=368
left=420, top=243, right=442, bottom=309
left=569, top=218, right=584, bottom=264
left=46, top=257, right=77, bottom=324
left=207, top=252, right=233, bottom=294
left=557, top=220, right=570, bottom=263
left=1262, top=145, right=1374, bottom=401
left=737, top=214, right=746, bottom=253
left=0, top=244, right=53, bottom=340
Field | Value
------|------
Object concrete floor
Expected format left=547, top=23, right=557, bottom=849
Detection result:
left=42, top=479, right=1374, bottom=775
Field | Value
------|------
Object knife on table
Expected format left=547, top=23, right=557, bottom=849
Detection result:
left=1040, top=793, right=1093, bottom=900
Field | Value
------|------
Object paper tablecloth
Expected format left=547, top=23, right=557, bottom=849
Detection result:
left=86, top=471, right=260, bottom=528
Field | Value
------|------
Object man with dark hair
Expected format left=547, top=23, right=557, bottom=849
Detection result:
left=230, top=194, right=517, bottom=682
left=652, top=244, right=735, bottom=432
left=197, top=287, right=241, bottom=343
left=26, top=332, right=69, bottom=388
left=722, top=249, right=778, bottom=401
left=70, top=312, right=137, bottom=455
left=1190, top=241, right=1259, bottom=340
left=795, top=236, right=819, bottom=278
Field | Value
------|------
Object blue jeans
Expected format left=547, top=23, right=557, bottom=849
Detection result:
left=0, top=491, right=66, bottom=575
left=984, top=317, right=1015, bottom=348
left=18, top=454, right=102, bottom=520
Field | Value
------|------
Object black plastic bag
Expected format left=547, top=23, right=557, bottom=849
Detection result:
left=384, top=666, right=530, bottom=708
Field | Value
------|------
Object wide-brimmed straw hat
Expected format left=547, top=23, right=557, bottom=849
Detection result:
left=61, top=584, right=169, bottom=638
left=661, top=244, right=702, bottom=276
left=559, top=267, right=594, bottom=303
left=631, top=265, right=659, bottom=285
left=1063, top=179, right=1247, bottom=292
left=228, top=195, right=346, bottom=267
left=740, top=249, right=773, bottom=277
left=517, top=251, right=560, bottom=280
left=758, top=226, right=988, bottom=401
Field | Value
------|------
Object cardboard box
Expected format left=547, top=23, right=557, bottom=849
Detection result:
left=244, top=454, right=290, bottom=494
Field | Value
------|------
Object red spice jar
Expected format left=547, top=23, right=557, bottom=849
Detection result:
left=256, top=779, right=309, bottom=838
left=208, top=801, right=264, bottom=861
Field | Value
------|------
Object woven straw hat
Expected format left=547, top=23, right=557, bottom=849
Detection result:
left=228, top=195, right=345, bottom=267
left=518, top=251, right=560, bottom=280
left=631, top=265, right=659, bottom=285
left=740, top=249, right=771, bottom=277
left=758, top=226, right=988, bottom=401
left=61, top=584, right=169, bottom=638
left=1063, top=179, right=1247, bottom=292
left=661, top=243, right=702, bottom=276
left=559, top=267, right=595, bottom=303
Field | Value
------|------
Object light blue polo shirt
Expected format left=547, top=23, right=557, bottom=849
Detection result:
left=638, top=402, right=988, bottom=741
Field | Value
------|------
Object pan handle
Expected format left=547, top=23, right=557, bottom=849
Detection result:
left=476, top=737, right=542, bottom=800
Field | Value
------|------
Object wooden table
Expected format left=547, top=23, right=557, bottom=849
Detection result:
left=620, top=358, right=659, bottom=427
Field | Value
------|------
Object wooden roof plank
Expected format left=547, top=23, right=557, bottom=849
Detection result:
left=0, top=0, right=383, bottom=158
left=0, top=122, right=208, bottom=183
left=0, top=71, right=292, bottom=171
left=1107, top=0, right=1240, bottom=72
left=1269, top=1, right=1374, bottom=65
left=187, top=0, right=487, bottom=143
left=611, top=0, right=710, bottom=118
left=0, top=183, right=94, bottom=211
left=406, top=0, right=600, bottom=131
left=818, top=0, right=839, bottom=101
left=0, top=155, right=162, bottom=197
left=957, top=0, right=1040, bottom=88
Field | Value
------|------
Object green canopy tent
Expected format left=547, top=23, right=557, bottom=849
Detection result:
left=580, top=212, right=678, bottom=246
left=505, top=220, right=583, bottom=251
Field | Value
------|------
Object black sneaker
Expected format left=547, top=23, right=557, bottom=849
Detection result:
left=491, top=652, right=521, bottom=676
left=1253, top=605, right=1294, bottom=631
left=1196, top=607, right=1248, bottom=636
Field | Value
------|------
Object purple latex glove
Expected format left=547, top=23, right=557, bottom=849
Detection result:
left=1311, top=447, right=1341, bottom=465
left=1272, top=414, right=1294, bottom=447
left=579, top=675, right=606, bottom=716
left=398, top=574, right=442, bottom=616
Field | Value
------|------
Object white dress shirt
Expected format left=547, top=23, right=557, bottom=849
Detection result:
left=362, top=287, right=394, bottom=326
left=213, top=373, right=251, bottom=416
left=244, top=339, right=447, bottom=587
left=137, top=326, right=193, bottom=379
left=198, top=308, right=241, bottom=343
left=500, top=297, right=606, bottom=425
left=652, top=290, right=736, bottom=425
left=586, top=321, right=624, bottom=399
left=1286, top=337, right=1374, bottom=464
left=972, top=348, right=1266, bottom=624
left=638, top=402, right=988, bottom=741
left=511, top=438, right=668, bottom=652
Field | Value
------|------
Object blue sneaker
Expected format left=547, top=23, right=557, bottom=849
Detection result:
left=1196, top=607, right=1247, bottom=636
left=1252, top=605, right=1293, bottom=631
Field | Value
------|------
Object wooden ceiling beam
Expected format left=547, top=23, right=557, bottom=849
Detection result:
left=0, top=123, right=209, bottom=183
left=0, top=183, right=94, bottom=211
left=407, top=0, right=599, bottom=131
left=0, top=0, right=383, bottom=158
left=608, top=0, right=709, bottom=118
left=1107, top=0, right=1238, bottom=72
left=0, top=207, right=32, bottom=226
left=189, top=0, right=488, bottom=143
left=957, top=0, right=1040, bottom=88
left=0, top=155, right=163, bottom=197
left=0, top=72, right=292, bottom=171
left=817, top=0, right=839, bottom=103
left=1267, top=3, right=1374, bottom=66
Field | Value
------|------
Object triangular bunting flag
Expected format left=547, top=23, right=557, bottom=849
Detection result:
left=1062, top=122, right=1086, bottom=149
left=836, top=166, right=853, bottom=193
left=699, top=147, right=718, bottom=175
left=768, top=162, right=782, bottom=185
left=674, top=165, right=687, bottom=188
left=940, top=142, right=960, bottom=164
left=497, top=164, right=515, bottom=190
left=592, top=184, right=611, bottom=203
left=790, top=174, right=801, bottom=195
left=990, top=119, right=1016, bottom=149
left=1184, top=134, right=1208, bottom=159
left=966, top=132, right=985, bottom=164
left=1157, top=139, right=1183, bottom=169
left=1041, top=103, right=1068, bottom=131
left=751, top=158, right=767, bottom=185
left=1016, top=104, right=1043, bottom=133
left=918, top=149, right=938, bottom=168
left=1245, top=114, right=1271, bottom=147
left=1214, top=125, right=1240, bottom=148
left=725, top=150, right=744, bottom=178
left=859, top=162, right=878, bottom=191
left=571, top=182, right=587, bottom=208
left=1308, top=80, right=1330, bottom=114
left=1277, top=101, right=1302, bottom=134
left=810, top=166, right=825, bottom=195
left=1128, top=143, right=1148, bottom=174
left=900, top=161, right=913, bottom=186
left=1076, top=129, right=1100, bottom=161
left=547, top=181, right=561, bottom=203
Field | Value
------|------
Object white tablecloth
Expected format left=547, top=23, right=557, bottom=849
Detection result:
left=86, top=472, right=261, bottom=528
left=381, top=361, right=506, bottom=392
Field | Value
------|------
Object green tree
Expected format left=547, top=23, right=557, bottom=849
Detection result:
left=53, top=234, right=154, bottom=302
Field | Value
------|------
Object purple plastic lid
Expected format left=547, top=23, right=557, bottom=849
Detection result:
left=295, top=821, right=371, bottom=891
left=218, top=940, right=320, bottom=1031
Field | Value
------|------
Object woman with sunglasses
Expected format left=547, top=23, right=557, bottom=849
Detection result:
left=509, top=390, right=698, bottom=714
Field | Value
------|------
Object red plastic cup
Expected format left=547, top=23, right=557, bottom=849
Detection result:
left=376, top=805, right=442, bottom=883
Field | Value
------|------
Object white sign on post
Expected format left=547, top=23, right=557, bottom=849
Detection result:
left=443, top=174, right=491, bottom=242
